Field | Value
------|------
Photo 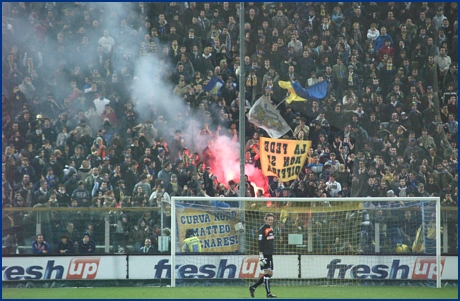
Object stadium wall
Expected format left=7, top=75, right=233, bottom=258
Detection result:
left=2, top=255, right=457, bottom=281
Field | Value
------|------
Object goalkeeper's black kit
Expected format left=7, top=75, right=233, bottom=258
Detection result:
left=258, top=224, right=275, bottom=255
left=250, top=223, right=277, bottom=298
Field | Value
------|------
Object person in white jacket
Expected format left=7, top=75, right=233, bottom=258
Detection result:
left=18, top=76, right=36, bottom=101
left=98, top=30, right=116, bottom=54
left=326, top=174, right=342, bottom=197
left=366, top=23, right=380, bottom=41
left=434, top=47, right=452, bottom=75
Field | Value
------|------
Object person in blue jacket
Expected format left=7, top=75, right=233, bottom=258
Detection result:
left=32, top=234, right=51, bottom=255
left=373, top=27, right=393, bottom=52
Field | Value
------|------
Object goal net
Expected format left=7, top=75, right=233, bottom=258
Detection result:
left=170, top=197, right=442, bottom=288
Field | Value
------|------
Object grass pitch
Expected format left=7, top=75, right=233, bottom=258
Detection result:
left=2, top=285, right=458, bottom=299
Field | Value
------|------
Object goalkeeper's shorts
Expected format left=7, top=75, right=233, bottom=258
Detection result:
left=261, top=254, right=274, bottom=271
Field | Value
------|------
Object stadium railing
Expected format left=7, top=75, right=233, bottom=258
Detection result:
left=2, top=205, right=457, bottom=256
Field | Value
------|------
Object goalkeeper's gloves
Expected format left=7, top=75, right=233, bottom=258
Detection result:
left=259, top=256, right=267, bottom=267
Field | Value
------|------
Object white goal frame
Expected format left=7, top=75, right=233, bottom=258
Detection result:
left=170, top=197, right=441, bottom=288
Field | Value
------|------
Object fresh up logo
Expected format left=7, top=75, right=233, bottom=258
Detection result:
left=2, top=258, right=101, bottom=280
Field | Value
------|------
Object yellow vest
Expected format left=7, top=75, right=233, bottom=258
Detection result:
left=182, top=236, right=202, bottom=253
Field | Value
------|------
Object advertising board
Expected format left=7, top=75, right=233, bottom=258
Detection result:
left=3, top=255, right=457, bottom=281
left=301, top=255, right=457, bottom=280
left=2, top=257, right=126, bottom=281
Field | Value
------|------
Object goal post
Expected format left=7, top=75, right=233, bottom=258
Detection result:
left=170, top=197, right=442, bottom=288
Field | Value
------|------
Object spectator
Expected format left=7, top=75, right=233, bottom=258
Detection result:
left=98, top=30, right=116, bottom=55
left=56, top=234, right=74, bottom=254
left=71, top=180, right=91, bottom=205
left=123, top=161, right=139, bottom=194
left=434, top=47, right=452, bottom=76
left=93, top=93, right=111, bottom=116
left=137, top=120, right=158, bottom=147
left=31, top=234, right=50, bottom=255
left=148, top=183, right=170, bottom=207
left=133, top=174, right=152, bottom=198
left=18, top=76, right=36, bottom=101
left=307, top=155, right=324, bottom=181
left=325, top=174, right=342, bottom=197
left=367, top=23, right=380, bottom=42
left=77, top=233, right=96, bottom=254
left=293, top=117, right=310, bottom=139
left=139, top=238, right=155, bottom=253
left=158, top=161, right=173, bottom=188
left=373, top=27, right=393, bottom=52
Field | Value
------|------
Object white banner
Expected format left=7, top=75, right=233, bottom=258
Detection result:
left=248, top=95, right=291, bottom=138
left=2, top=256, right=126, bottom=281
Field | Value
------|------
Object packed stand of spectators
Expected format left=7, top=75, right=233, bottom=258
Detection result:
left=1, top=2, right=458, bottom=255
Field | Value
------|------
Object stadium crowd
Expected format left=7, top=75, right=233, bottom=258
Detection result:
left=1, top=2, right=458, bottom=254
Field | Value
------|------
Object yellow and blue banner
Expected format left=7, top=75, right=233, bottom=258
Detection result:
left=176, top=206, right=241, bottom=252
left=259, top=137, right=311, bottom=182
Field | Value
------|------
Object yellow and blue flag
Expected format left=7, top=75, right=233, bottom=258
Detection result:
left=204, top=76, right=225, bottom=96
left=279, top=80, right=328, bottom=104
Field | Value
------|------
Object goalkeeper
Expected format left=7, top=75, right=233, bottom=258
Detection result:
left=249, top=213, right=277, bottom=298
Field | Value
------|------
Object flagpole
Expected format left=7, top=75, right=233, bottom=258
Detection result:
left=238, top=2, right=245, bottom=199
left=275, top=97, right=288, bottom=109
